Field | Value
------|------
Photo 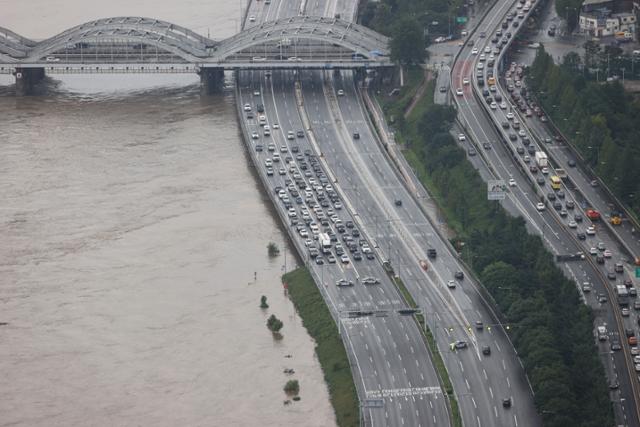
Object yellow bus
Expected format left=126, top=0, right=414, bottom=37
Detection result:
left=550, top=175, right=562, bottom=190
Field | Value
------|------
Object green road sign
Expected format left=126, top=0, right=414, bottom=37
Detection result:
left=456, top=16, right=468, bottom=24
left=636, top=267, right=640, bottom=278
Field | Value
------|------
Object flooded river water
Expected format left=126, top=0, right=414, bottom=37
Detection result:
left=0, top=2, right=336, bottom=426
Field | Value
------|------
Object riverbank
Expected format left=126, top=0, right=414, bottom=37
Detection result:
left=284, top=268, right=359, bottom=427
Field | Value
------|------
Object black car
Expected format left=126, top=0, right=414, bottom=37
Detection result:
left=517, top=146, right=525, bottom=154
left=482, top=345, right=491, bottom=355
left=509, top=133, right=518, bottom=141
left=503, top=398, right=512, bottom=408
left=353, top=132, right=360, bottom=139
left=547, top=192, right=556, bottom=201
left=296, top=130, right=305, bottom=138
left=565, top=200, right=574, bottom=209
left=352, top=228, right=360, bottom=237
left=427, top=248, right=437, bottom=258
left=353, top=252, right=363, bottom=261
left=502, top=121, right=510, bottom=129
left=574, top=213, right=583, bottom=222
left=257, top=103, right=265, bottom=112
left=455, top=271, right=464, bottom=280
left=553, top=201, right=562, bottom=210
left=439, top=86, right=447, bottom=93
left=537, top=176, right=545, bottom=185
left=557, top=190, right=565, bottom=199
left=345, top=220, right=354, bottom=228
left=395, top=199, right=402, bottom=206
left=568, top=159, right=576, bottom=167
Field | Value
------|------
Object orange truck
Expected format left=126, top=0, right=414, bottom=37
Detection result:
left=610, top=211, right=622, bottom=225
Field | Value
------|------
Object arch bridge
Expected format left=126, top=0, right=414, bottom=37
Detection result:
left=1, top=16, right=391, bottom=88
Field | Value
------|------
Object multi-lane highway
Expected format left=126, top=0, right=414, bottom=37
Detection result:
left=235, top=0, right=543, bottom=427
left=450, top=0, right=640, bottom=424
left=238, top=0, right=452, bottom=426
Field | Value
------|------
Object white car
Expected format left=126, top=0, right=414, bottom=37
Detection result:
left=273, top=123, right=280, bottom=129
left=472, top=47, right=479, bottom=55
left=244, top=103, right=252, bottom=112
left=500, top=102, right=507, bottom=109
left=463, top=77, right=470, bottom=85
left=508, top=178, right=516, bottom=187
left=251, top=131, right=259, bottom=139
left=536, top=202, right=545, bottom=211
left=447, top=280, right=456, bottom=289
left=249, top=15, right=256, bottom=22
left=589, top=247, right=598, bottom=255
left=45, top=56, right=60, bottom=62
left=506, top=112, right=514, bottom=120
left=458, top=134, right=466, bottom=141
left=518, top=130, right=526, bottom=137
left=337, top=89, right=345, bottom=96
left=479, top=54, right=486, bottom=62
left=456, top=88, right=464, bottom=96
left=568, top=220, right=577, bottom=228
left=484, top=46, right=491, bottom=53
left=586, top=226, right=596, bottom=235
left=253, top=90, right=260, bottom=96
left=340, top=254, right=350, bottom=264
left=541, top=167, right=549, bottom=174
left=490, top=102, right=497, bottom=110
left=604, top=249, right=612, bottom=258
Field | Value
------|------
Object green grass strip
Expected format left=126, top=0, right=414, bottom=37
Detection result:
left=284, top=267, right=359, bottom=427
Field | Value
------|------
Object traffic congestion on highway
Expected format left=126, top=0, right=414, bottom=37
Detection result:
left=238, top=1, right=454, bottom=426
left=235, top=0, right=544, bottom=425
left=450, top=0, right=640, bottom=424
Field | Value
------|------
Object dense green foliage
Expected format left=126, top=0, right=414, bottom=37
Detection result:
left=359, top=0, right=475, bottom=64
left=389, top=17, right=426, bottom=65
left=284, top=379, right=300, bottom=395
left=267, top=241, right=280, bottom=257
left=266, top=314, right=283, bottom=333
left=284, top=268, right=359, bottom=427
left=397, top=101, right=613, bottom=426
left=260, top=295, right=269, bottom=309
left=527, top=46, right=640, bottom=219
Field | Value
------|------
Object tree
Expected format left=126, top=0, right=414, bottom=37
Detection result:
left=267, top=314, right=283, bottom=333
left=284, top=379, right=300, bottom=395
left=390, top=17, right=425, bottom=65
left=260, top=295, right=269, bottom=309
left=267, top=241, right=280, bottom=257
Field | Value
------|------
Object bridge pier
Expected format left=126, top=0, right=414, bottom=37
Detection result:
left=13, top=67, right=45, bottom=96
left=198, top=67, right=225, bottom=94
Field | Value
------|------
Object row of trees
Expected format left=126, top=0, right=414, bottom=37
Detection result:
left=408, top=103, right=613, bottom=426
left=527, top=46, right=640, bottom=219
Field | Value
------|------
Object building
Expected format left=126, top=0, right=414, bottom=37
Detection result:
left=579, top=0, right=636, bottom=37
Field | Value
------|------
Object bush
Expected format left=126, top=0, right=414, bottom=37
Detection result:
left=266, top=314, right=283, bottom=333
left=284, top=379, right=300, bottom=395
left=260, top=295, right=269, bottom=309
left=267, top=242, right=280, bottom=257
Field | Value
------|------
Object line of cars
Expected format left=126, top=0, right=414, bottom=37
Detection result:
left=465, top=0, right=640, bottom=403
left=245, top=94, right=378, bottom=275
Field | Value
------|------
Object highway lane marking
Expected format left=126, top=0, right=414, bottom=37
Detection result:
left=506, top=376, right=511, bottom=388
left=366, top=387, right=442, bottom=399
left=489, top=386, right=493, bottom=399
left=472, top=397, right=477, bottom=408
left=483, top=369, right=488, bottom=380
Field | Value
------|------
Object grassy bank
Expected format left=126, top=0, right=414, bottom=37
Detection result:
left=283, top=268, right=359, bottom=427
left=378, top=82, right=613, bottom=425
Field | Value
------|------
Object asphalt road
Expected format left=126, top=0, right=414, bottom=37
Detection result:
left=450, top=0, right=640, bottom=424
left=239, top=1, right=451, bottom=426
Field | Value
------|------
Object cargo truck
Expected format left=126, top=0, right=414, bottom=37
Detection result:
left=586, top=209, right=601, bottom=221
left=535, top=151, right=548, bottom=168
left=319, top=233, right=332, bottom=254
